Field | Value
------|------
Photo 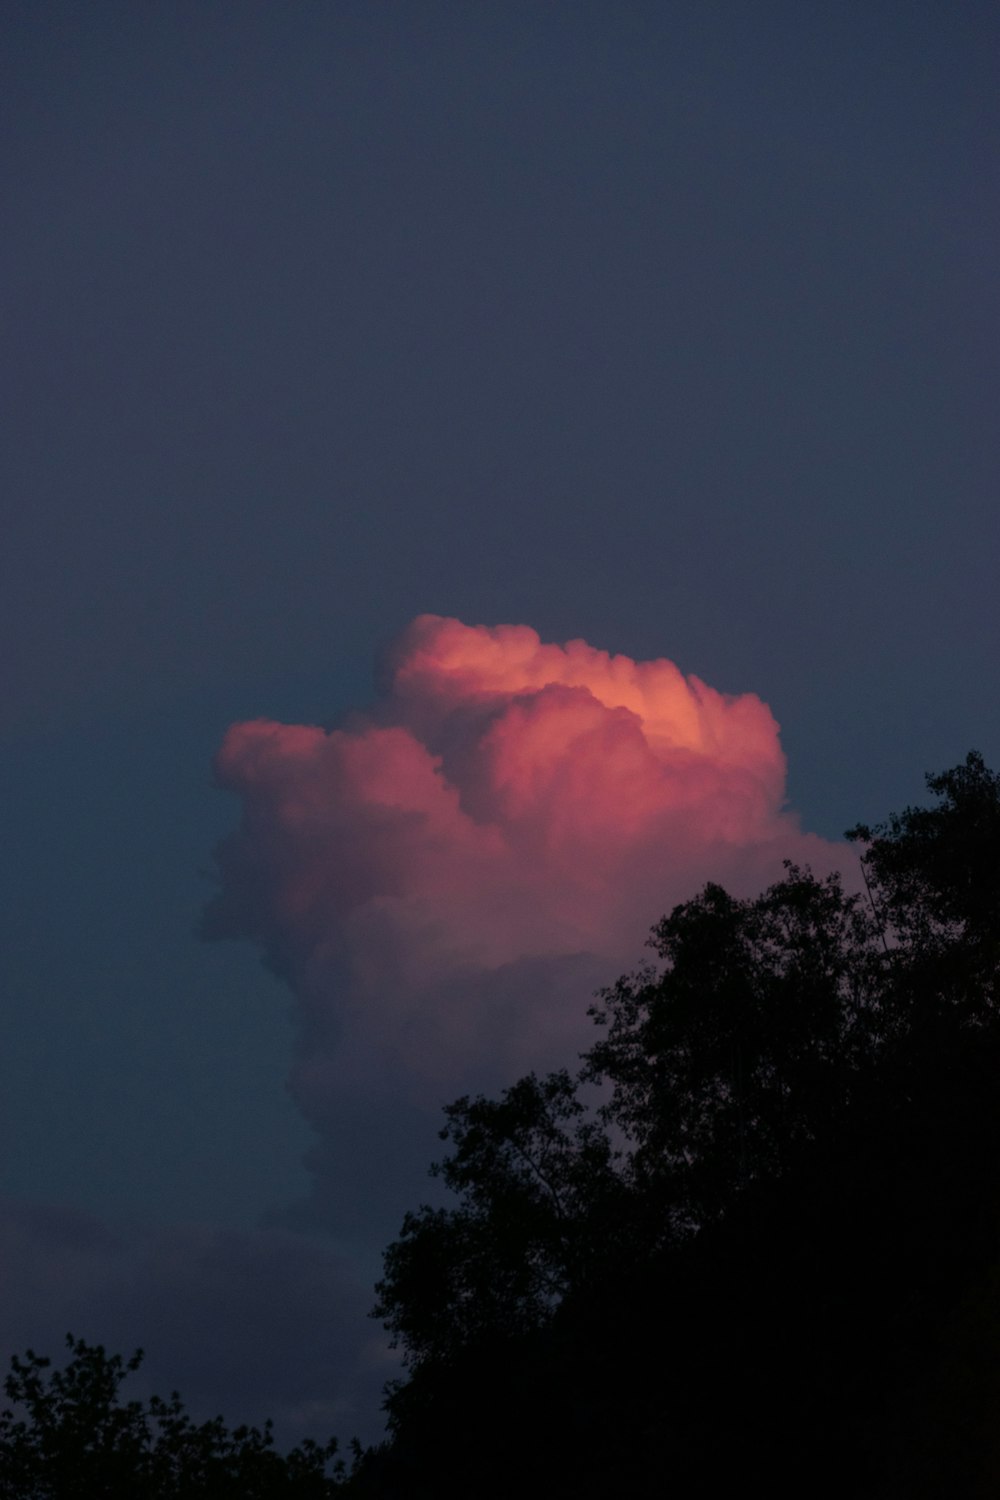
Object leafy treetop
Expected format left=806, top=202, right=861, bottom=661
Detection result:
left=0, top=1334, right=347, bottom=1500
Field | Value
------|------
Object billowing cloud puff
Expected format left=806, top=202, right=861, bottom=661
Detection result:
left=205, top=616, right=849, bottom=1233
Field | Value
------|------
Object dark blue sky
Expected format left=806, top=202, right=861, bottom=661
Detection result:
left=1, top=0, right=997, bottom=1443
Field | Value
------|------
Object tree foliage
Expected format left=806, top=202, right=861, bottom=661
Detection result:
left=374, top=1071, right=619, bottom=1368
left=849, top=749, right=1000, bottom=1019
left=369, top=753, right=1000, bottom=1498
left=585, top=864, right=884, bottom=1217
left=0, top=1335, right=346, bottom=1500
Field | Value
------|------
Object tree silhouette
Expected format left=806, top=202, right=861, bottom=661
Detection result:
left=368, top=754, right=1000, bottom=1499
left=0, top=1334, right=345, bottom=1499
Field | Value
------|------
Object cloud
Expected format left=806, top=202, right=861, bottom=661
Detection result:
left=204, top=615, right=849, bottom=1232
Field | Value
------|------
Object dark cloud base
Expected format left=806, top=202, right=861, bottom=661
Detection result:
left=0, top=1197, right=394, bottom=1447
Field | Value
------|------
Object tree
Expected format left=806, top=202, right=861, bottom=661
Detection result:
left=848, top=750, right=1000, bottom=1026
left=375, top=865, right=887, bottom=1375
left=373, top=1070, right=621, bottom=1370
left=371, top=754, right=1000, bottom=1498
left=584, top=863, right=884, bottom=1223
left=0, top=1335, right=345, bottom=1500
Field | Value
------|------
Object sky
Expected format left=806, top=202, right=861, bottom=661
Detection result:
left=1, top=0, right=997, bottom=1447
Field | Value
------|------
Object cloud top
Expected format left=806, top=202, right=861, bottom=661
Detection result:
left=205, top=616, right=847, bottom=1224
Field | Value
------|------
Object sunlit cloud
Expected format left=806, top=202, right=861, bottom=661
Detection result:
left=205, top=616, right=849, bottom=1226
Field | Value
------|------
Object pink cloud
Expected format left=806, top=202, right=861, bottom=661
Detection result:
left=205, top=616, right=849, bottom=1138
